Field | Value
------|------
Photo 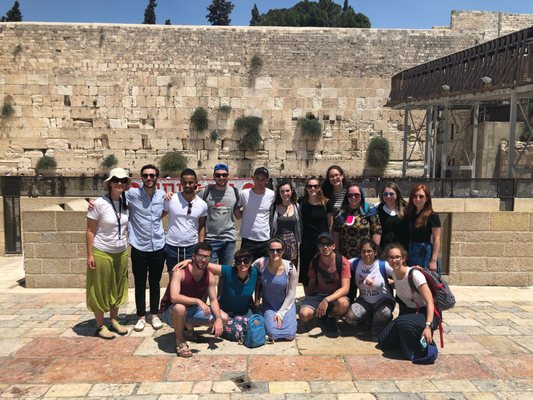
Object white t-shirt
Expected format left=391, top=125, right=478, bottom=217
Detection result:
left=387, top=265, right=428, bottom=308
left=239, top=187, right=275, bottom=241
left=87, top=196, right=128, bottom=253
left=352, top=259, right=393, bottom=304
left=164, top=193, right=207, bottom=247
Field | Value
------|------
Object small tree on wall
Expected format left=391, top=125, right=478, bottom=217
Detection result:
left=36, top=155, right=57, bottom=175
left=366, top=136, right=390, bottom=170
left=190, top=107, right=209, bottom=132
left=159, top=152, right=187, bottom=177
left=101, top=154, right=118, bottom=170
left=234, top=116, right=263, bottom=151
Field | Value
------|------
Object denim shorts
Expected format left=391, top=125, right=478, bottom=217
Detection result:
left=163, top=304, right=214, bottom=326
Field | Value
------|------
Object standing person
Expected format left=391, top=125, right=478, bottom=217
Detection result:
left=253, top=238, right=298, bottom=342
left=345, top=240, right=395, bottom=335
left=298, top=177, right=333, bottom=292
left=198, top=163, right=240, bottom=265
left=270, top=180, right=302, bottom=268
left=127, top=164, right=166, bottom=332
left=332, top=183, right=382, bottom=259
left=236, top=167, right=275, bottom=261
left=299, top=233, right=350, bottom=336
left=406, top=184, right=442, bottom=274
left=378, top=243, right=439, bottom=362
left=321, top=165, right=349, bottom=214
left=376, top=182, right=409, bottom=250
left=160, top=242, right=227, bottom=357
left=164, top=168, right=207, bottom=273
left=86, top=168, right=131, bottom=339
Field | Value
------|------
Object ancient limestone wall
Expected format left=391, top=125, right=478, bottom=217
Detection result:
left=1, top=11, right=533, bottom=177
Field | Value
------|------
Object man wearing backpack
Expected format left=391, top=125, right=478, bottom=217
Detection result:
left=299, top=232, right=351, bottom=336
left=160, top=242, right=227, bottom=357
left=197, top=163, right=240, bottom=265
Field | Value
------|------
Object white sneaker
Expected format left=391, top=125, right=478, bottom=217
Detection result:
left=149, top=315, right=163, bottom=330
left=134, top=318, right=146, bottom=332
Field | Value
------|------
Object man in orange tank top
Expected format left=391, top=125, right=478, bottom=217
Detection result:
left=161, top=242, right=228, bottom=357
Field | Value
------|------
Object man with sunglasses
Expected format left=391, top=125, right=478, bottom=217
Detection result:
left=160, top=242, right=227, bottom=357
left=197, top=163, right=240, bottom=265
left=299, top=232, right=350, bottom=336
left=164, top=168, right=208, bottom=274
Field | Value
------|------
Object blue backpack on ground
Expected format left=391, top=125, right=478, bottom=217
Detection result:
left=244, top=314, right=266, bottom=348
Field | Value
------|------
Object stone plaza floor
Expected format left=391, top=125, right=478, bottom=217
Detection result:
left=0, top=256, right=532, bottom=399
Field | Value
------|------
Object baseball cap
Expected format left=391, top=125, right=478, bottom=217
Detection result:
left=253, top=167, right=269, bottom=177
left=214, top=163, right=229, bottom=172
left=317, top=232, right=334, bottom=244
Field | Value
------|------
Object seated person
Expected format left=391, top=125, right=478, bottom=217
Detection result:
left=299, top=232, right=350, bottom=336
left=159, top=242, right=228, bottom=357
left=345, top=239, right=395, bottom=335
left=174, top=249, right=257, bottom=342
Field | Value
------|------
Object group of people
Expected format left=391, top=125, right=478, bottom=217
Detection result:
left=86, top=163, right=442, bottom=361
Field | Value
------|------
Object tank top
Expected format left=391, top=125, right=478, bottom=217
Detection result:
left=180, top=265, right=210, bottom=299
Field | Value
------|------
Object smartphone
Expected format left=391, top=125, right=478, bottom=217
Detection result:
left=420, top=337, right=427, bottom=349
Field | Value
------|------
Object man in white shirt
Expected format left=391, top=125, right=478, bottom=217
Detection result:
left=235, top=167, right=275, bottom=261
left=164, top=168, right=207, bottom=273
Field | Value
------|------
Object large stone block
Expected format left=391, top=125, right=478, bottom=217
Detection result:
left=458, top=242, right=505, bottom=257
left=34, top=243, right=78, bottom=259
left=490, top=212, right=530, bottom=231
left=449, top=257, right=486, bottom=272
left=55, top=212, right=86, bottom=231
left=22, top=212, right=57, bottom=232
left=451, top=213, right=491, bottom=231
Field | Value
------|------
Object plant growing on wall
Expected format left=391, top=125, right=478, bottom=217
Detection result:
left=101, top=154, right=118, bottom=170
left=36, top=155, right=57, bottom=175
left=234, top=116, right=263, bottom=151
left=190, top=107, right=209, bottom=131
left=298, top=117, right=322, bottom=138
left=210, top=130, right=218, bottom=142
left=366, top=136, right=390, bottom=170
left=159, top=151, right=187, bottom=177
left=1, top=95, right=15, bottom=118
left=218, top=105, right=232, bottom=114
left=250, top=55, right=263, bottom=73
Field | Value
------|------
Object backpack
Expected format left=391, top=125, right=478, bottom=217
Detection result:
left=408, top=266, right=456, bottom=348
left=243, top=314, right=266, bottom=348
left=312, top=253, right=354, bottom=301
left=349, top=258, right=392, bottom=303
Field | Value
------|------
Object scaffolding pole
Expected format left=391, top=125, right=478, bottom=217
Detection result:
left=441, top=106, right=450, bottom=178
left=402, top=108, right=409, bottom=177
left=424, top=107, right=432, bottom=178
left=507, top=93, right=517, bottom=177
left=471, top=102, right=479, bottom=178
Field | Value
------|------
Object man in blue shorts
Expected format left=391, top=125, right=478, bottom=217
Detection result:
left=161, top=242, right=227, bottom=357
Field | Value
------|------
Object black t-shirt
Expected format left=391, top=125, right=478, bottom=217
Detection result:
left=409, top=212, right=441, bottom=243
left=300, top=199, right=333, bottom=243
left=377, top=203, right=409, bottom=250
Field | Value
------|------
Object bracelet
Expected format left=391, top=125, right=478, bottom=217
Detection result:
left=425, top=321, right=432, bottom=327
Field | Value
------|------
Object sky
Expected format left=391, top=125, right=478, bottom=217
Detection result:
left=2, top=0, right=532, bottom=29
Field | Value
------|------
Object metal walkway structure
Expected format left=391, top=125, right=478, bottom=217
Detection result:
left=388, top=25, right=533, bottom=178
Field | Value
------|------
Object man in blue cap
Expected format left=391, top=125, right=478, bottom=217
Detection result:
left=197, top=163, right=240, bottom=265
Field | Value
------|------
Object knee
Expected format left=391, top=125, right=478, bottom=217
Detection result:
left=172, top=304, right=186, bottom=317
left=299, top=307, right=314, bottom=322
left=332, top=297, right=350, bottom=316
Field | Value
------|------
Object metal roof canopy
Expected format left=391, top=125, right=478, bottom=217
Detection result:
left=387, top=24, right=533, bottom=178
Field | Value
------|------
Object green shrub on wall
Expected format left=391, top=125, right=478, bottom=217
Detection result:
left=36, top=155, right=57, bottom=175
left=234, top=116, right=263, bottom=151
left=366, top=136, right=390, bottom=169
left=190, top=107, right=208, bottom=131
left=160, top=152, right=187, bottom=177
left=218, top=105, right=232, bottom=114
left=298, top=117, right=322, bottom=138
left=101, top=154, right=118, bottom=170
left=1, top=95, right=15, bottom=118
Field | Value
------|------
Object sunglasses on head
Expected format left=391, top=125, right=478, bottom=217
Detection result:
left=110, top=177, right=128, bottom=184
left=306, top=184, right=320, bottom=189
left=214, top=173, right=228, bottom=178
left=234, top=257, right=251, bottom=265
left=347, top=193, right=361, bottom=198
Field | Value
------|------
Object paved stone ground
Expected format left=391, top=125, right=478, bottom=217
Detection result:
left=1, top=256, right=532, bottom=399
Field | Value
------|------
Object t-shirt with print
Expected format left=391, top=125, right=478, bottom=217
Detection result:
left=308, top=255, right=351, bottom=295
left=198, top=185, right=240, bottom=242
left=386, top=265, right=427, bottom=308
left=239, top=187, right=275, bottom=241
left=352, top=259, right=393, bottom=304
left=164, top=193, right=208, bottom=247
left=87, top=196, right=128, bottom=253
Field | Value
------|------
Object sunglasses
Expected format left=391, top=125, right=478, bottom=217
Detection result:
left=268, top=248, right=283, bottom=254
left=412, top=194, right=426, bottom=199
left=306, top=184, right=320, bottom=189
left=195, top=254, right=210, bottom=261
left=110, top=177, right=128, bottom=184
left=347, top=193, right=361, bottom=198
left=235, top=257, right=252, bottom=265
left=214, top=173, right=228, bottom=178
left=383, top=192, right=396, bottom=197
left=187, top=202, right=192, bottom=215
left=318, top=242, right=334, bottom=248
left=142, top=173, right=156, bottom=179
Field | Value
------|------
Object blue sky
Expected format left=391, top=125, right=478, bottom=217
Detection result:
left=2, top=0, right=533, bottom=29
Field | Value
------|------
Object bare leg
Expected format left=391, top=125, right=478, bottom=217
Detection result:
left=171, top=304, right=187, bottom=345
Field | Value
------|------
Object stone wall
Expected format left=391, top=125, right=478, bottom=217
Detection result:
left=1, top=11, right=533, bottom=177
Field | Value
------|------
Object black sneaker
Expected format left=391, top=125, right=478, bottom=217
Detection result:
left=324, top=317, right=339, bottom=338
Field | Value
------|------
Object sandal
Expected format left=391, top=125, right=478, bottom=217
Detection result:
left=95, top=325, right=115, bottom=340
left=109, top=321, right=128, bottom=336
left=176, top=342, right=193, bottom=358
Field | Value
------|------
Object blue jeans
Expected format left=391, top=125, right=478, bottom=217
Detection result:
left=164, top=243, right=195, bottom=274
left=206, top=240, right=236, bottom=265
